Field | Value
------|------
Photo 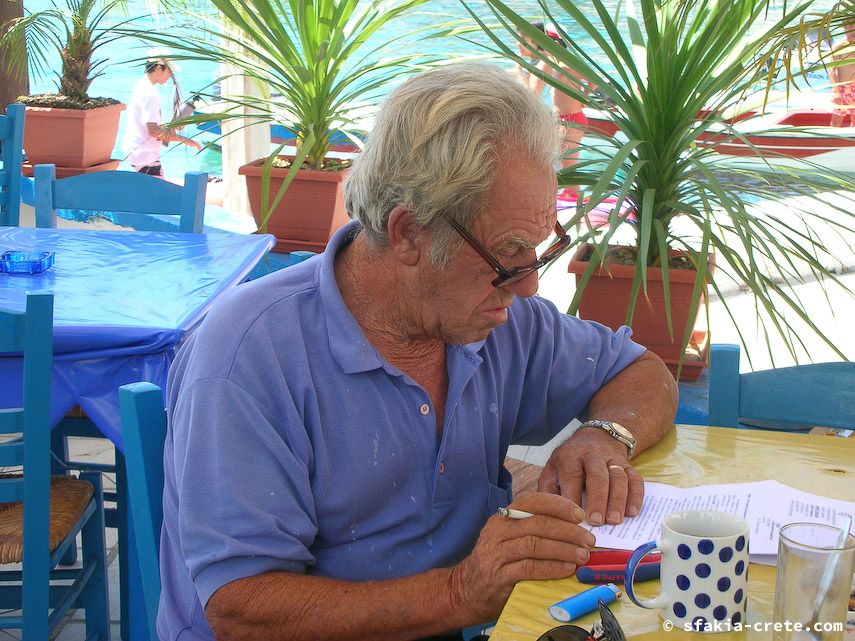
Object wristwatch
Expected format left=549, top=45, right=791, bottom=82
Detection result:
left=577, top=420, right=636, bottom=459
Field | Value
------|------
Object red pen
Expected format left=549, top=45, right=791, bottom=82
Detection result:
left=576, top=562, right=661, bottom=584
left=578, top=549, right=661, bottom=568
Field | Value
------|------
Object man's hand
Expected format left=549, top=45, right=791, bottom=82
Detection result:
left=536, top=350, right=675, bottom=526
left=448, top=492, right=595, bottom=621
left=156, top=126, right=203, bottom=151
left=537, top=428, right=644, bottom=526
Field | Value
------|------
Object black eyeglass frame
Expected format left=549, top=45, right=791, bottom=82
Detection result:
left=441, top=214, right=572, bottom=288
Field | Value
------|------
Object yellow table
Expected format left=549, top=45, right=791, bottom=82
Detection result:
left=489, top=425, right=855, bottom=640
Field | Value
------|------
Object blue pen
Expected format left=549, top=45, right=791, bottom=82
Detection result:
left=548, top=583, right=622, bottom=622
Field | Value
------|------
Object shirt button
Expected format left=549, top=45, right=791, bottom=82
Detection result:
left=419, top=403, right=430, bottom=415
left=439, top=461, right=446, bottom=474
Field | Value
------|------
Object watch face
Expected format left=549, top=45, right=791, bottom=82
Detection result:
left=581, top=421, right=635, bottom=455
left=611, top=423, right=634, bottom=440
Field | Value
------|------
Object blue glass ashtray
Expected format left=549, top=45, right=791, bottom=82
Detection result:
left=0, top=251, right=56, bottom=274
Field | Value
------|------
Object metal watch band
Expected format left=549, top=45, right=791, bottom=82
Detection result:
left=577, top=420, right=636, bottom=458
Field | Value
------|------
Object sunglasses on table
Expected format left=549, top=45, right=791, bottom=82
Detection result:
left=441, top=214, right=572, bottom=288
left=536, top=599, right=627, bottom=641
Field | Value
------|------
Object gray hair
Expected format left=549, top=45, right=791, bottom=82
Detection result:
left=344, top=62, right=560, bottom=265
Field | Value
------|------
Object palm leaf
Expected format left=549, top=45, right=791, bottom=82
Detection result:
left=472, top=0, right=855, bottom=364
left=121, top=0, right=438, bottom=169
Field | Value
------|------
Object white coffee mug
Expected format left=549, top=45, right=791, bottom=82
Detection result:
left=625, top=510, right=749, bottom=633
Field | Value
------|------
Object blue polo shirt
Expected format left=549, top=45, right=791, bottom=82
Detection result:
left=158, top=222, right=644, bottom=641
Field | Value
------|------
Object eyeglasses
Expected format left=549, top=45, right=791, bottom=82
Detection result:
left=536, top=599, right=626, bottom=641
left=442, top=214, right=572, bottom=288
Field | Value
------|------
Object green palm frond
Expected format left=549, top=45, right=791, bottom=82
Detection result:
left=0, top=0, right=133, bottom=102
left=474, top=0, right=855, bottom=365
left=757, top=0, right=855, bottom=93
left=124, top=0, right=438, bottom=169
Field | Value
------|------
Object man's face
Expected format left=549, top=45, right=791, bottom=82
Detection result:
left=152, top=64, right=173, bottom=85
left=415, top=145, right=557, bottom=345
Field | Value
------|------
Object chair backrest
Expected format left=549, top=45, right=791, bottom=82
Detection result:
left=709, top=343, right=855, bottom=430
left=0, top=104, right=26, bottom=227
left=0, top=291, right=54, bottom=589
left=119, top=381, right=168, bottom=640
left=33, top=164, right=207, bottom=233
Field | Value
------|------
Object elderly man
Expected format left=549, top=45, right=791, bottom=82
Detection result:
left=160, top=62, right=677, bottom=641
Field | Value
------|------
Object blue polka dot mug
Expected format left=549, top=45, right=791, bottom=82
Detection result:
left=624, top=510, right=749, bottom=633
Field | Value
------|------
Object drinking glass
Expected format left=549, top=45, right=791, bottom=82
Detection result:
left=773, top=522, right=855, bottom=641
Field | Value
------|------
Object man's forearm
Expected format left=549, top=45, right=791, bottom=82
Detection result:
left=587, top=350, right=677, bottom=455
left=206, top=566, right=471, bottom=641
left=160, top=130, right=195, bottom=145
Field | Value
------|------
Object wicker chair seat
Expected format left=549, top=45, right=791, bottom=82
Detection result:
left=0, top=475, right=94, bottom=564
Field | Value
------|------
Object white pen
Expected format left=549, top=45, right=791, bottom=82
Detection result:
left=497, top=506, right=535, bottom=520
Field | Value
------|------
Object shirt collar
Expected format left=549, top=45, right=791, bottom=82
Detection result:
left=319, top=222, right=385, bottom=374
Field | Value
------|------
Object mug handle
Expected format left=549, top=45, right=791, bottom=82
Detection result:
left=625, top=541, right=668, bottom=609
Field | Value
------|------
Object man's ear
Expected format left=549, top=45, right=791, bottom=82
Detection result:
left=386, top=206, right=424, bottom=267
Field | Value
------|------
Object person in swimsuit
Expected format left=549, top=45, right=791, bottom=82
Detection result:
left=830, top=21, right=855, bottom=127
left=516, top=21, right=595, bottom=199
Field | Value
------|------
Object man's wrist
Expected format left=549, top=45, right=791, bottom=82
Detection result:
left=576, top=420, right=636, bottom=458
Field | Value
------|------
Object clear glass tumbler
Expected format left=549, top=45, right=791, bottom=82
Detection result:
left=772, top=522, right=855, bottom=641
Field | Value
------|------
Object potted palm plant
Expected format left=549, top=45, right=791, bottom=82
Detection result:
left=472, top=0, right=855, bottom=376
left=0, top=0, right=132, bottom=171
left=137, top=0, right=433, bottom=253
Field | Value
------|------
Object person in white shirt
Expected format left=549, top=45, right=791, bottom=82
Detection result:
left=122, top=49, right=201, bottom=176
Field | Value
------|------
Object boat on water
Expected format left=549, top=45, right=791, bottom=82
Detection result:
left=192, top=97, right=371, bottom=153
left=583, top=92, right=855, bottom=172
left=693, top=110, right=855, bottom=171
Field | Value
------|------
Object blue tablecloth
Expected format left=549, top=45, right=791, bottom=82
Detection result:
left=0, top=226, right=275, bottom=447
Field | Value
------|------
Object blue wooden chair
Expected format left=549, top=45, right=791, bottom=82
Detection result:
left=33, top=163, right=207, bottom=232
left=709, top=343, right=855, bottom=431
left=0, top=291, right=110, bottom=639
left=33, top=161, right=206, bottom=637
left=118, top=382, right=168, bottom=641
left=0, top=103, right=25, bottom=227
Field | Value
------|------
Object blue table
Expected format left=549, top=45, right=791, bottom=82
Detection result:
left=0, top=225, right=274, bottom=447
left=0, top=225, right=274, bottom=641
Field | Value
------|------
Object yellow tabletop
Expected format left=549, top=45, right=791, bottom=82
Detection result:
left=489, top=424, right=855, bottom=640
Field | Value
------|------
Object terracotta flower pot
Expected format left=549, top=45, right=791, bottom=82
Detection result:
left=23, top=103, right=125, bottom=168
left=568, top=244, right=713, bottom=379
left=239, top=158, right=351, bottom=254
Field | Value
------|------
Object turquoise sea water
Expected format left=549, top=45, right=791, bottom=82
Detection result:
left=24, top=0, right=837, bottom=178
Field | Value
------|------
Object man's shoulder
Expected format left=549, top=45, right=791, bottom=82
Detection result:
left=489, top=294, right=568, bottom=345
left=195, top=259, right=321, bottom=350
left=170, top=259, right=323, bottom=385
left=499, top=294, right=619, bottom=345
left=218, top=258, right=318, bottom=318
left=129, top=77, right=157, bottom=101
left=506, top=294, right=563, bottom=325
